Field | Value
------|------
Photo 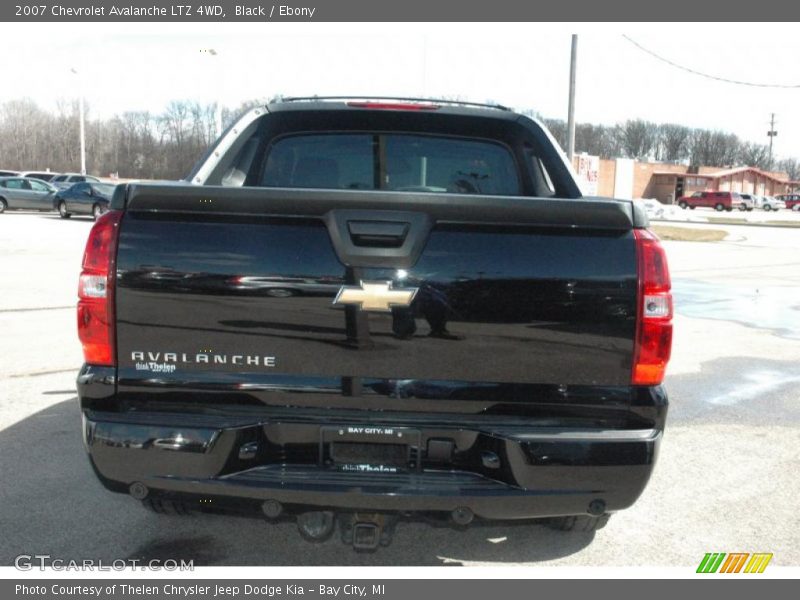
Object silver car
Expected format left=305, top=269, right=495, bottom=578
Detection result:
left=0, top=176, right=58, bottom=213
left=50, top=173, right=101, bottom=190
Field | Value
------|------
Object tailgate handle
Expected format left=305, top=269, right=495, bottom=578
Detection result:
left=325, top=209, right=433, bottom=269
left=347, top=221, right=409, bottom=248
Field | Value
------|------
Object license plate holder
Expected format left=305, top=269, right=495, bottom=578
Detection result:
left=319, top=426, right=421, bottom=473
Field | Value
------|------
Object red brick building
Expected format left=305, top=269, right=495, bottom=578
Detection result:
left=572, top=157, right=790, bottom=203
left=647, top=166, right=790, bottom=204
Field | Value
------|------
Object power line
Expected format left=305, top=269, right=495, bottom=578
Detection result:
left=622, top=35, right=800, bottom=89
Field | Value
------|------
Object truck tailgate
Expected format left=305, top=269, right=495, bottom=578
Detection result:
left=113, top=185, right=639, bottom=411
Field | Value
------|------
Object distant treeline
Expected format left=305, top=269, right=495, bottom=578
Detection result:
left=0, top=98, right=258, bottom=180
left=1, top=97, right=799, bottom=181
left=534, top=113, right=800, bottom=179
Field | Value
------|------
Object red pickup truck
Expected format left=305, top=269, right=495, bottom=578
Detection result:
left=677, top=191, right=752, bottom=212
left=775, top=193, right=800, bottom=211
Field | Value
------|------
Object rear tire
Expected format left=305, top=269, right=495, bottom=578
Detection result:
left=58, top=201, right=71, bottom=219
left=678, top=201, right=688, bottom=209
left=141, top=497, right=191, bottom=516
left=764, top=205, right=772, bottom=211
left=715, top=203, right=725, bottom=211
left=0, top=198, right=6, bottom=213
left=544, top=514, right=610, bottom=532
left=92, top=203, right=105, bottom=220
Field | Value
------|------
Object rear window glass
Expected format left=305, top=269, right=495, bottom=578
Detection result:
left=92, top=184, right=116, bottom=196
left=259, top=134, right=521, bottom=195
left=5, top=179, right=29, bottom=190
left=28, top=180, right=50, bottom=192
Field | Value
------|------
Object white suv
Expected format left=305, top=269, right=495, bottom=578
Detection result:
left=737, top=194, right=757, bottom=211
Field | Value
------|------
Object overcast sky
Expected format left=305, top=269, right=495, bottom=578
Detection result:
left=3, top=22, right=800, bottom=159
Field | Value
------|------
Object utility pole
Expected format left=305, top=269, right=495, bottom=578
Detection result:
left=78, top=94, right=86, bottom=175
left=767, top=113, right=777, bottom=171
left=201, top=48, right=224, bottom=137
left=566, top=35, right=578, bottom=162
left=70, top=68, right=86, bottom=175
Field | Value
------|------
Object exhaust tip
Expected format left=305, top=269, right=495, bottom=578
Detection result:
left=261, top=499, right=283, bottom=519
left=129, top=482, right=149, bottom=500
left=588, top=499, right=606, bottom=516
left=451, top=506, right=474, bottom=526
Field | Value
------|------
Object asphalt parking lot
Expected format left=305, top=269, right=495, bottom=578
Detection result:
left=1, top=211, right=798, bottom=567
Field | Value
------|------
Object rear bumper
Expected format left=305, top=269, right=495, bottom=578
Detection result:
left=82, top=409, right=663, bottom=520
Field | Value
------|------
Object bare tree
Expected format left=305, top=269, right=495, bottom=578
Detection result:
left=156, top=100, right=213, bottom=178
left=0, top=99, right=49, bottom=167
left=739, top=142, right=771, bottom=169
left=688, top=130, right=741, bottom=168
left=543, top=118, right=567, bottom=150
left=576, top=123, right=620, bottom=158
left=658, top=124, right=691, bottom=162
left=776, top=157, right=800, bottom=180
left=615, top=120, right=658, bottom=159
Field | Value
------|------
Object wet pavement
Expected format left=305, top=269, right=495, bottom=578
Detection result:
left=674, top=278, right=800, bottom=340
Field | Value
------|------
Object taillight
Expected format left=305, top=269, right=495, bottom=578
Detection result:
left=77, top=210, right=122, bottom=366
left=632, top=229, right=673, bottom=385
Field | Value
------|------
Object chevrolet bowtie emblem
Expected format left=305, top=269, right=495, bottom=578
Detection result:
left=333, top=281, right=418, bottom=312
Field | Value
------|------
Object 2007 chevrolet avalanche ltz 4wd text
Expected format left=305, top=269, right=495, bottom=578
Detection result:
left=77, top=97, right=672, bottom=550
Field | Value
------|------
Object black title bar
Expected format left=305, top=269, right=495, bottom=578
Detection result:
left=4, top=0, right=800, bottom=22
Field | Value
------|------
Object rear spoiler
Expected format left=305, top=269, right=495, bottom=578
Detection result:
left=112, top=184, right=648, bottom=231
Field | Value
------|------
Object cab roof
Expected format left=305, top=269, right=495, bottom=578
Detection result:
left=266, top=96, right=521, bottom=121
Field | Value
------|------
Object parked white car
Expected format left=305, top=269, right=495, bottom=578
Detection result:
left=755, top=196, right=785, bottom=211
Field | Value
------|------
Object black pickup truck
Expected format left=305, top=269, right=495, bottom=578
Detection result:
left=77, top=98, right=672, bottom=550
